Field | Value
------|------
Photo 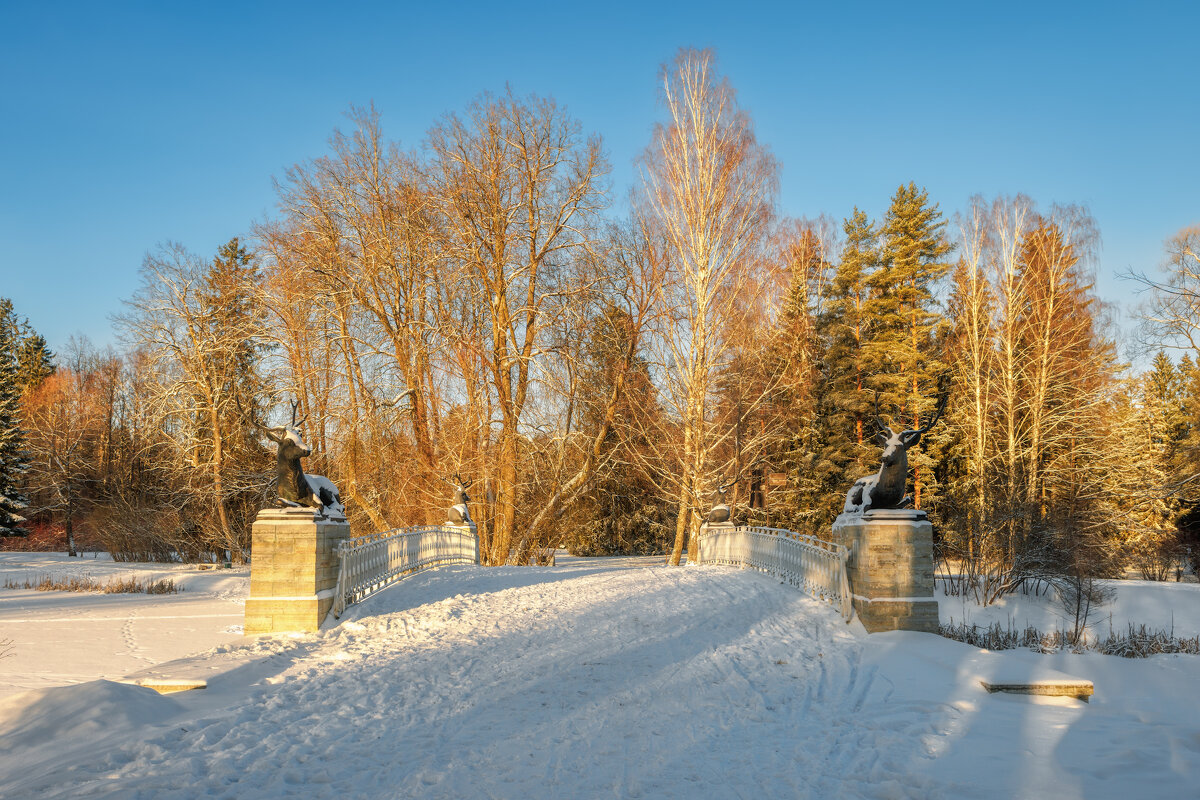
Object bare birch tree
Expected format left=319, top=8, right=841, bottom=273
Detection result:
left=944, top=196, right=1116, bottom=602
left=943, top=197, right=998, bottom=588
left=639, top=48, right=777, bottom=564
left=1135, top=226, right=1200, bottom=359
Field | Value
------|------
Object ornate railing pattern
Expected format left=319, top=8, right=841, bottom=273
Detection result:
left=696, top=525, right=853, bottom=622
left=331, top=525, right=479, bottom=618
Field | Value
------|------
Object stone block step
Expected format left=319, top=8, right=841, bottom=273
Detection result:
left=124, top=679, right=208, bottom=694
left=981, top=679, right=1093, bottom=702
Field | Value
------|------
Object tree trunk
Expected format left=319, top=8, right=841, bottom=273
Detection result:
left=66, top=491, right=76, bottom=557
left=669, top=486, right=690, bottom=566
left=208, top=403, right=231, bottom=556
left=490, top=428, right=519, bottom=565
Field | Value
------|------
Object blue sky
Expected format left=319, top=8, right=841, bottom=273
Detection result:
left=2, top=1, right=1197, bottom=361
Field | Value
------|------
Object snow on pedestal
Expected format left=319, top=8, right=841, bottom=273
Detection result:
left=244, top=507, right=350, bottom=635
left=832, top=509, right=939, bottom=633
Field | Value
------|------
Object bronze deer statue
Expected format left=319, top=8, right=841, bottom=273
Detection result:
left=708, top=477, right=735, bottom=524
left=440, top=473, right=474, bottom=525
left=252, top=401, right=343, bottom=516
left=844, top=392, right=947, bottom=515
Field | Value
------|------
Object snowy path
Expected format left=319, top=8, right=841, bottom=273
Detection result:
left=1, top=557, right=1198, bottom=798
left=0, top=561, right=956, bottom=799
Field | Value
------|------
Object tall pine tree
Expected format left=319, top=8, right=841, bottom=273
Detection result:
left=873, top=183, right=953, bottom=509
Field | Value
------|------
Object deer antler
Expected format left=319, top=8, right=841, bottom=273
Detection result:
left=898, top=383, right=949, bottom=447
left=872, top=390, right=893, bottom=436
left=288, top=400, right=308, bottom=430
left=911, top=392, right=948, bottom=437
left=236, top=396, right=283, bottom=442
left=436, top=472, right=472, bottom=490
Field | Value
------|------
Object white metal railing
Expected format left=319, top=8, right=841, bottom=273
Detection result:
left=331, top=525, right=480, bottom=619
left=696, top=525, right=853, bottom=622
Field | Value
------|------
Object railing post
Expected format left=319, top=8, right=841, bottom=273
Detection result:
left=774, top=530, right=781, bottom=582
left=332, top=540, right=349, bottom=619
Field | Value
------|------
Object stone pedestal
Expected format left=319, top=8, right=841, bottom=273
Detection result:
left=831, top=510, right=939, bottom=633
left=446, top=521, right=481, bottom=564
left=696, top=522, right=734, bottom=563
left=244, top=508, right=350, bottom=635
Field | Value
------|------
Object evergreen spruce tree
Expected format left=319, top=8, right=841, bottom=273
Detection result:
left=1174, top=354, right=1200, bottom=575
left=196, top=237, right=270, bottom=558
left=571, top=304, right=668, bottom=555
left=764, top=228, right=831, bottom=531
left=0, top=299, right=31, bottom=535
left=815, top=209, right=880, bottom=521
left=15, top=330, right=54, bottom=394
left=1145, top=351, right=1188, bottom=466
left=1143, top=352, right=1188, bottom=553
left=200, top=237, right=270, bottom=453
left=1178, top=354, right=1200, bottom=473
left=873, top=183, right=953, bottom=509
left=1118, top=372, right=1181, bottom=578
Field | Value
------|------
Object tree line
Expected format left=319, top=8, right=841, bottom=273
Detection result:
left=3, top=49, right=1198, bottom=601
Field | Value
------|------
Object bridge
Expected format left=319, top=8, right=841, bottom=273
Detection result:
left=327, top=523, right=852, bottom=625
left=243, top=506, right=937, bottom=638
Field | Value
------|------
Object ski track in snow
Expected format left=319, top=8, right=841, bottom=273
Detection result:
left=0, top=563, right=963, bottom=799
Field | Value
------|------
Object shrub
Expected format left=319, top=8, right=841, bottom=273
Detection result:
left=2, top=573, right=181, bottom=594
left=1095, top=624, right=1200, bottom=657
left=940, top=619, right=1199, bottom=657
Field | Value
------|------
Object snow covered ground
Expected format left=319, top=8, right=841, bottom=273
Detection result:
left=0, top=553, right=248, bottom=699
left=937, top=575, right=1200, bottom=639
left=0, top=553, right=1197, bottom=799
